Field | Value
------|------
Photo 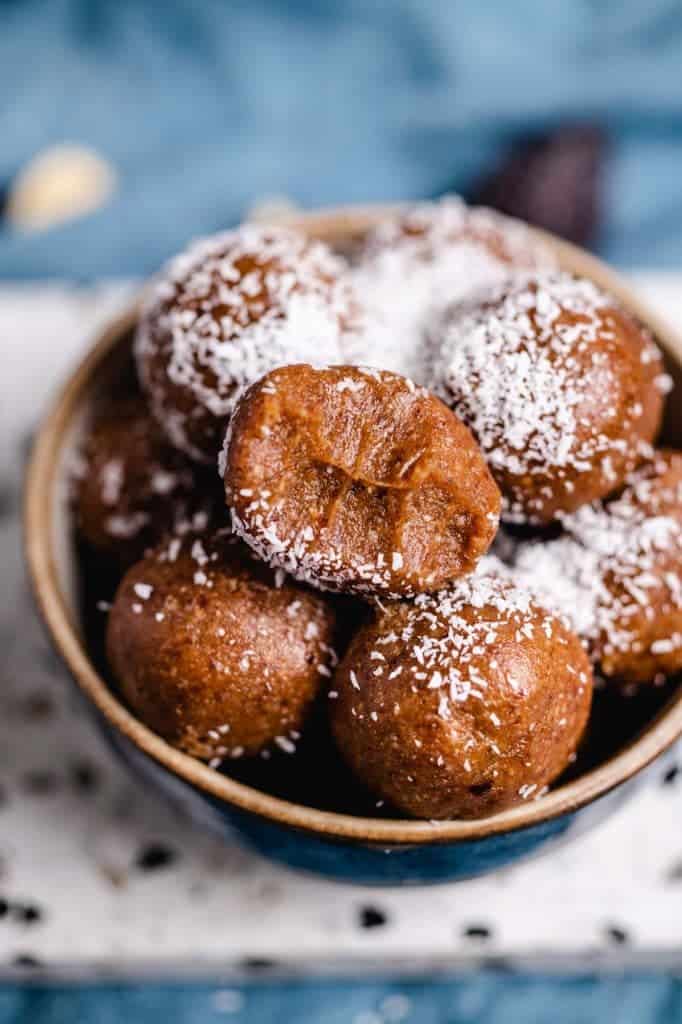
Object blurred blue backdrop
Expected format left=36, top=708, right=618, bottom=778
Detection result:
left=1, top=0, right=682, bottom=274
left=4, top=972, right=682, bottom=1024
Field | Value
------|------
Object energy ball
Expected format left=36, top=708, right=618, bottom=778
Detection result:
left=429, top=271, right=670, bottom=524
left=135, top=224, right=356, bottom=463
left=349, top=196, right=553, bottom=379
left=329, top=573, right=593, bottom=820
left=106, top=530, right=337, bottom=760
left=511, top=451, right=682, bottom=684
left=621, top=448, right=682, bottom=522
left=73, top=398, right=219, bottom=567
left=222, top=364, right=501, bottom=597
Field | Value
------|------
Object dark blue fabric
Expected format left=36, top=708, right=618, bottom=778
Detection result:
left=2, top=974, right=682, bottom=1024
left=4, top=1, right=682, bottom=277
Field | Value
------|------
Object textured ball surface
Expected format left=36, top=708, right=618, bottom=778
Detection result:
left=349, top=196, right=554, bottom=379
left=429, top=271, right=670, bottom=524
left=510, top=449, right=682, bottom=684
left=74, top=398, right=219, bottom=566
left=223, top=363, right=501, bottom=597
left=106, top=531, right=338, bottom=760
left=330, top=573, right=592, bottom=819
left=135, top=225, right=355, bottom=462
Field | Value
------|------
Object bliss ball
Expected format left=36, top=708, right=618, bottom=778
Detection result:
left=511, top=451, right=682, bottom=684
left=73, top=398, right=221, bottom=567
left=222, top=363, right=501, bottom=598
left=428, top=271, right=671, bottom=524
left=329, top=573, right=592, bottom=820
left=349, top=196, right=553, bottom=380
left=619, top=448, right=682, bottom=522
left=135, top=224, right=357, bottom=463
left=106, top=530, right=338, bottom=760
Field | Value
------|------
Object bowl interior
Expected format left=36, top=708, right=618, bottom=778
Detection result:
left=25, top=206, right=682, bottom=843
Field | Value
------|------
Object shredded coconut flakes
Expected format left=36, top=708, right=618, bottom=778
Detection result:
left=428, top=270, right=664, bottom=522
left=136, top=224, right=355, bottom=459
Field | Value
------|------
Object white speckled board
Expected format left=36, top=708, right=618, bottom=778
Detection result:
left=1, top=280, right=681, bottom=969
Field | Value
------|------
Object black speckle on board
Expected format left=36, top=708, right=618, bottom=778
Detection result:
left=664, top=859, right=682, bottom=883
left=135, top=843, right=178, bottom=872
left=462, top=924, right=493, bottom=941
left=70, top=759, right=100, bottom=793
left=239, top=957, right=277, bottom=972
left=604, top=924, right=630, bottom=945
left=12, top=954, right=42, bottom=968
left=0, top=901, right=44, bottom=925
left=662, top=764, right=679, bottom=786
left=21, top=692, right=54, bottom=721
left=359, top=906, right=388, bottom=929
left=13, top=904, right=43, bottom=925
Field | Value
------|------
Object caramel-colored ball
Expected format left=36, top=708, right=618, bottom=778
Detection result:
left=222, top=364, right=501, bottom=597
left=428, top=272, right=670, bottom=524
left=106, top=531, right=337, bottom=759
left=330, top=574, right=592, bottom=819
left=511, top=451, right=682, bottom=684
left=74, top=398, right=219, bottom=567
left=135, top=225, right=356, bottom=463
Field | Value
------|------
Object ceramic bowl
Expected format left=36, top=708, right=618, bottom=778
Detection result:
left=24, top=206, right=682, bottom=886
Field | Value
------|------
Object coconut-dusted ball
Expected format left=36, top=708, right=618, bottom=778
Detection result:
left=222, top=364, right=501, bottom=598
left=106, top=530, right=337, bottom=760
left=135, top=225, right=356, bottom=463
left=428, top=271, right=670, bottom=524
left=329, top=573, right=592, bottom=820
left=349, top=196, right=554, bottom=379
left=511, top=450, right=682, bottom=685
left=73, top=398, right=220, bottom=567
left=621, top=448, right=682, bottom=522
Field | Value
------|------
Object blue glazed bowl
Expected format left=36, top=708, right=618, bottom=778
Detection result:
left=25, top=206, right=682, bottom=886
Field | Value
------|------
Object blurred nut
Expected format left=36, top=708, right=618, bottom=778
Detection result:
left=6, top=144, right=117, bottom=232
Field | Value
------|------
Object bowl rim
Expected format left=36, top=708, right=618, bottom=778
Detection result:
left=24, top=203, right=682, bottom=846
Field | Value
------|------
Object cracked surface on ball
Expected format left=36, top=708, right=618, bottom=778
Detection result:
left=222, top=364, right=501, bottom=597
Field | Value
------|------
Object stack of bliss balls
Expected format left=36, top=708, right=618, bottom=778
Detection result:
left=74, top=197, right=680, bottom=821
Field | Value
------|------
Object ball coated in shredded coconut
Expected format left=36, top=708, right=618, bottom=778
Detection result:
left=510, top=449, right=682, bottom=684
left=349, top=196, right=554, bottom=380
left=329, top=571, right=593, bottom=819
left=428, top=271, right=669, bottom=524
left=74, top=397, right=222, bottom=567
left=135, top=225, right=357, bottom=463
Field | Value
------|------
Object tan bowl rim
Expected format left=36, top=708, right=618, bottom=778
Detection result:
left=24, top=204, right=682, bottom=846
